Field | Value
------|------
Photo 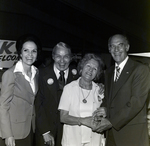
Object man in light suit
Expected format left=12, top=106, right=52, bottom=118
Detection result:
left=93, top=34, right=150, bottom=146
left=35, top=42, right=79, bottom=146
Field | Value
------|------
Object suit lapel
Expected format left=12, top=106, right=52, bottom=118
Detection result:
left=43, top=65, right=78, bottom=103
left=66, top=67, right=79, bottom=84
left=111, top=59, right=134, bottom=100
left=106, top=66, right=115, bottom=102
left=15, top=72, right=34, bottom=103
left=34, top=71, right=39, bottom=95
left=66, top=68, right=74, bottom=84
left=43, top=65, right=59, bottom=103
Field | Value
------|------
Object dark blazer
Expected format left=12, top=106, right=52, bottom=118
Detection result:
left=35, top=63, right=79, bottom=146
left=103, top=58, right=150, bottom=146
left=0, top=65, right=38, bottom=139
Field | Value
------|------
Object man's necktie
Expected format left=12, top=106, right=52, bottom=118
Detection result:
left=58, top=71, right=65, bottom=89
left=115, top=66, right=120, bottom=82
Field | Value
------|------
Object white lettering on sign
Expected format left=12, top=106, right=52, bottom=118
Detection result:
left=0, top=40, right=18, bottom=68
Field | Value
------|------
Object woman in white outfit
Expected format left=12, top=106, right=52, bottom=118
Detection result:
left=58, top=53, right=106, bottom=146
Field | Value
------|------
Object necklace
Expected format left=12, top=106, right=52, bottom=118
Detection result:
left=80, top=87, right=91, bottom=103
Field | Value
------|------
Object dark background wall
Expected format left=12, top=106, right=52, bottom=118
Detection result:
left=0, top=0, right=150, bottom=68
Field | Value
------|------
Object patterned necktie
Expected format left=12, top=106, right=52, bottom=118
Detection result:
left=115, top=66, right=120, bottom=82
left=58, top=71, right=65, bottom=89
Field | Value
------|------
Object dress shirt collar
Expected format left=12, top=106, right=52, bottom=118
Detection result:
left=115, top=56, right=129, bottom=73
left=14, top=60, right=37, bottom=81
left=53, top=64, right=69, bottom=80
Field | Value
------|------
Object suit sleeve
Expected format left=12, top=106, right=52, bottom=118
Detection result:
left=35, top=74, right=51, bottom=135
left=0, top=69, right=14, bottom=138
left=111, top=65, right=150, bottom=130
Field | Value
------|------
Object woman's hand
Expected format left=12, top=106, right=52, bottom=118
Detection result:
left=80, top=116, right=94, bottom=128
left=5, top=137, right=15, bottom=146
left=97, top=83, right=105, bottom=102
left=92, top=118, right=112, bottom=133
left=98, top=83, right=104, bottom=95
left=79, top=116, right=105, bottom=131
left=93, top=107, right=107, bottom=121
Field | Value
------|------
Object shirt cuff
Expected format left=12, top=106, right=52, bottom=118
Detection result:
left=42, top=131, right=50, bottom=136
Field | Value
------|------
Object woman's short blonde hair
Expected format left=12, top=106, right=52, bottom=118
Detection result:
left=77, top=53, right=105, bottom=81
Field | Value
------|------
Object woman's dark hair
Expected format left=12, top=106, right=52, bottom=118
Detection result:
left=15, top=34, right=42, bottom=60
left=77, top=53, right=105, bottom=81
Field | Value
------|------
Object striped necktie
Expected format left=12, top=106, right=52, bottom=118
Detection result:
left=115, top=66, right=120, bottom=82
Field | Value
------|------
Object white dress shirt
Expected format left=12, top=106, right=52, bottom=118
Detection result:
left=53, top=64, right=69, bottom=82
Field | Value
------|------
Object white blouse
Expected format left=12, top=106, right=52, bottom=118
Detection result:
left=14, top=60, right=37, bottom=94
left=58, top=78, right=105, bottom=146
